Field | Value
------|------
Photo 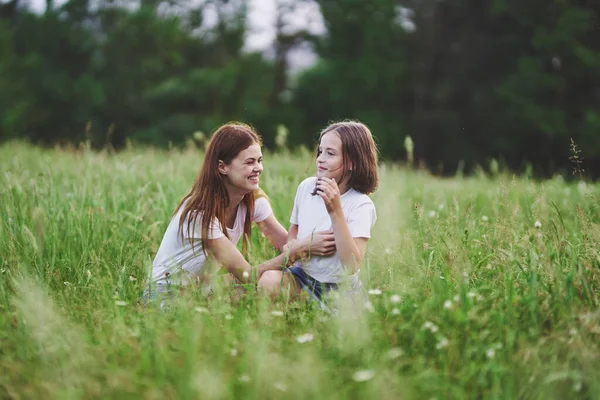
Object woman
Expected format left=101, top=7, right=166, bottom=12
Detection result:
left=148, top=122, right=335, bottom=301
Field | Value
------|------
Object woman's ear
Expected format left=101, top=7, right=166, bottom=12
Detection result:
left=218, top=160, right=228, bottom=175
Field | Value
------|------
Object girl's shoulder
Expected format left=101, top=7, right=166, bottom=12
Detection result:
left=297, top=176, right=317, bottom=192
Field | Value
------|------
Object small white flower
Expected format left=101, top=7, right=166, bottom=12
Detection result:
left=439, top=275, right=445, bottom=280
left=352, top=369, right=375, bottom=382
left=225, top=314, right=233, bottom=320
left=486, top=348, right=495, bottom=359
left=274, top=382, right=288, bottom=392
left=368, top=288, right=382, bottom=295
left=64, top=281, right=70, bottom=286
left=239, top=374, right=251, bottom=383
left=422, top=321, right=439, bottom=333
left=481, top=215, right=489, bottom=222
left=436, top=337, right=449, bottom=349
left=428, top=210, right=437, bottom=218
left=391, top=308, right=400, bottom=315
left=296, top=333, right=314, bottom=343
left=467, top=291, right=477, bottom=299
left=230, top=348, right=238, bottom=357
left=242, top=271, right=250, bottom=279
left=453, top=295, right=460, bottom=302
left=390, top=294, right=401, bottom=304
left=385, top=347, right=404, bottom=360
left=534, top=220, right=542, bottom=229
left=115, top=300, right=128, bottom=306
left=270, top=310, right=284, bottom=317
left=443, top=300, right=453, bottom=310
left=129, top=275, right=137, bottom=281
left=385, top=247, right=392, bottom=255
left=569, top=328, right=577, bottom=336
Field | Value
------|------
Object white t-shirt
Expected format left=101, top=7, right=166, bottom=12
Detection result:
left=152, top=196, right=273, bottom=286
left=290, top=177, right=377, bottom=284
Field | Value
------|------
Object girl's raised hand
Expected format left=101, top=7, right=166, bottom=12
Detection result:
left=316, top=177, right=342, bottom=214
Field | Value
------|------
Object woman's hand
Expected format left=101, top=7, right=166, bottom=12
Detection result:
left=315, top=177, right=342, bottom=214
left=283, top=230, right=336, bottom=258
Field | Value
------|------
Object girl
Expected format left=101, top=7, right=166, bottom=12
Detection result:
left=148, top=122, right=335, bottom=301
left=257, top=121, right=379, bottom=303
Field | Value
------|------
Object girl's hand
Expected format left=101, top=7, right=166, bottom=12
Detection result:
left=316, top=177, right=342, bottom=214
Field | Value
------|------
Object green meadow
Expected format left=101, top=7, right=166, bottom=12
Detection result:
left=1, top=142, right=599, bottom=399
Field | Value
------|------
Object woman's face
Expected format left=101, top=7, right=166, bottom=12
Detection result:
left=222, top=143, right=263, bottom=193
left=316, top=131, right=345, bottom=182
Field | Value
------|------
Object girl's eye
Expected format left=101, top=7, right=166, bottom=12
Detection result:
left=328, top=152, right=334, bottom=156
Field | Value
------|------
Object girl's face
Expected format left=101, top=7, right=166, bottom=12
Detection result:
left=221, top=143, right=263, bottom=193
left=316, top=131, right=346, bottom=182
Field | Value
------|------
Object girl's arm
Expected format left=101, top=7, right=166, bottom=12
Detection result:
left=255, top=214, right=288, bottom=251
left=206, top=236, right=308, bottom=282
left=315, top=177, right=368, bottom=273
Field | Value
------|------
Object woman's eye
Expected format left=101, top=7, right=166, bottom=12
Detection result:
left=328, top=152, right=334, bottom=156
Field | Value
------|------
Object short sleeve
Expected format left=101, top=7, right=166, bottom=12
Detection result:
left=182, top=214, right=225, bottom=240
left=347, top=201, right=377, bottom=238
left=290, top=179, right=308, bottom=225
left=252, top=196, right=273, bottom=223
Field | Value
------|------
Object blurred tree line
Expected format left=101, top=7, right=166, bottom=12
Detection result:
left=1, top=0, right=599, bottom=177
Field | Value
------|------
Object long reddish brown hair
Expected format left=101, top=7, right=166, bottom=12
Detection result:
left=174, top=122, right=262, bottom=257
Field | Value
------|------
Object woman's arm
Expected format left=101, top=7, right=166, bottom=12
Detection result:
left=255, top=214, right=288, bottom=251
left=206, top=236, right=309, bottom=282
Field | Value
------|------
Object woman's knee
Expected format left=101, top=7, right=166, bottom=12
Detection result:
left=258, top=270, right=283, bottom=292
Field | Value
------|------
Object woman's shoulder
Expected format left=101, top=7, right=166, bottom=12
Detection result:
left=347, top=188, right=375, bottom=207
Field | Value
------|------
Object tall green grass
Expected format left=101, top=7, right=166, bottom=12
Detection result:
left=1, top=142, right=599, bottom=399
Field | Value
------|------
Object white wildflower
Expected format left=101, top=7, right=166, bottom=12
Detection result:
left=368, top=288, right=382, bottom=295
left=115, top=300, right=128, bottom=306
left=385, top=347, right=404, bottom=360
left=467, top=291, right=477, bottom=299
left=443, top=300, right=453, bottom=310
left=274, top=382, right=288, bottom=392
left=270, top=310, right=284, bottom=317
left=296, top=333, right=314, bottom=343
left=352, top=369, right=375, bottom=382
left=428, top=210, right=437, bottom=218
left=239, top=374, right=251, bottom=383
left=534, top=220, right=542, bottom=229
left=486, top=348, right=495, bottom=359
left=436, top=337, right=449, bottom=349
left=385, top=247, right=392, bottom=255
left=481, top=215, right=489, bottom=222
left=391, top=308, right=400, bottom=315
left=230, top=348, right=238, bottom=357
left=242, top=271, right=250, bottom=279
left=390, top=294, right=401, bottom=304
left=129, top=275, right=137, bottom=281
left=194, top=307, right=209, bottom=313
left=453, top=295, right=460, bottom=302
left=225, top=314, right=233, bottom=320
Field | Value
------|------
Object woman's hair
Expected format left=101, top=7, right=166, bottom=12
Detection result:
left=174, top=122, right=262, bottom=257
left=318, top=120, right=379, bottom=194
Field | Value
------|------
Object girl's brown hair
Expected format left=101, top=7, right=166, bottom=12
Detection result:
left=318, top=121, right=379, bottom=195
left=174, top=122, right=262, bottom=257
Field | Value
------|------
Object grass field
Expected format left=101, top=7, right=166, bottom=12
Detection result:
left=1, top=141, right=599, bottom=399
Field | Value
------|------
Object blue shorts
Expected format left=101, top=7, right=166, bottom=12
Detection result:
left=287, top=265, right=338, bottom=300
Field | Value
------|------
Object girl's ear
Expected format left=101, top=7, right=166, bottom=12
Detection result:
left=218, top=160, right=228, bottom=175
